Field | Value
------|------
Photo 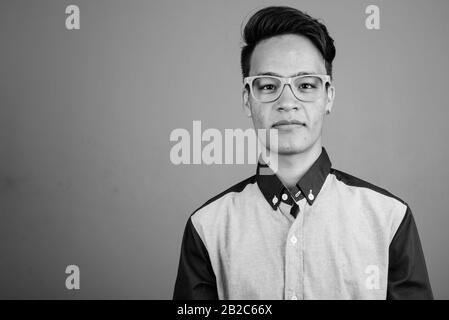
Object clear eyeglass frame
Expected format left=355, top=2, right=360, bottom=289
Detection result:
left=243, top=74, right=331, bottom=103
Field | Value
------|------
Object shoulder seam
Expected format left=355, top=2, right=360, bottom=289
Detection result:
left=329, top=168, right=408, bottom=207
left=190, top=175, right=257, bottom=218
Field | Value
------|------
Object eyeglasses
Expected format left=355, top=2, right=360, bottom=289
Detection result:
left=243, top=74, right=331, bottom=103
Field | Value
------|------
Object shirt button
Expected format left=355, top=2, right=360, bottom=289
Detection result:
left=291, top=295, right=298, bottom=300
left=282, top=193, right=288, bottom=201
left=272, top=196, right=278, bottom=205
left=290, top=236, right=297, bottom=244
left=308, top=190, right=315, bottom=201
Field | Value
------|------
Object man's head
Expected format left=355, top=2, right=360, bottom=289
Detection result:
left=241, top=6, right=336, bottom=156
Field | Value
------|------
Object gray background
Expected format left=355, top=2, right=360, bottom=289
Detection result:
left=1, top=0, right=448, bottom=299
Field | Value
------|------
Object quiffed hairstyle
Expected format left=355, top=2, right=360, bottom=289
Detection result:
left=240, top=6, right=336, bottom=79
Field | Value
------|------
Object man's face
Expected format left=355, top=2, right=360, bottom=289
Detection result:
left=243, top=34, right=335, bottom=155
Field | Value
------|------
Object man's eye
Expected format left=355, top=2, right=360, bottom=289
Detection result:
left=299, top=83, right=315, bottom=89
left=261, top=84, right=276, bottom=91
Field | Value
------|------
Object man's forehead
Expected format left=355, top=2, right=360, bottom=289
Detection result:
left=249, top=35, right=326, bottom=76
left=254, top=70, right=324, bottom=77
left=250, top=61, right=325, bottom=78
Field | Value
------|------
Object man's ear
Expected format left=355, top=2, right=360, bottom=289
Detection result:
left=242, top=86, right=252, bottom=118
left=325, top=85, right=335, bottom=115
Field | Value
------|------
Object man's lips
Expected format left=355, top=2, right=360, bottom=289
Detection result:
left=271, top=120, right=306, bottom=128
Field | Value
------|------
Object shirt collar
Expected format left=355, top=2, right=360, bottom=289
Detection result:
left=256, top=147, right=332, bottom=210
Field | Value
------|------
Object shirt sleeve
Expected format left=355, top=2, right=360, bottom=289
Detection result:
left=173, top=217, right=218, bottom=300
left=387, top=206, right=433, bottom=299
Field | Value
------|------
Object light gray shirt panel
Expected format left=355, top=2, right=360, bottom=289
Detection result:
left=191, top=174, right=406, bottom=300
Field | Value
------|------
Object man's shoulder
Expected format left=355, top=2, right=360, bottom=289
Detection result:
left=190, top=174, right=257, bottom=219
left=329, top=168, right=409, bottom=208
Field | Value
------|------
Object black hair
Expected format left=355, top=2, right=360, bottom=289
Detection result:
left=241, top=6, right=336, bottom=79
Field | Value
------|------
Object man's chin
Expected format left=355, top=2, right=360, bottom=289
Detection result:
left=269, top=144, right=308, bottom=155
left=277, top=148, right=306, bottom=155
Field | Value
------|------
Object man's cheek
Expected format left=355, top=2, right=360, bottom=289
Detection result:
left=252, top=110, right=268, bottom=129
left=310, top=116, right=325, bottom=135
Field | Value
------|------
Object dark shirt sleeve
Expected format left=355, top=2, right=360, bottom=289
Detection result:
left=173, top=217, right=218, bottom=300
left=387, top=206, right=433, bottom=299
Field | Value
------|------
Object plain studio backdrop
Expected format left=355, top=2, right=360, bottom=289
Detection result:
left=1, top=0, right=449, bottom=299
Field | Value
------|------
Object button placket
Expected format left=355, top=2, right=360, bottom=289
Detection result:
left=284, top=217, right=302, bottom=300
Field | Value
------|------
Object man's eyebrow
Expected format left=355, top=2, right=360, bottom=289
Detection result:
left=255, top=71, right=318, bottom=77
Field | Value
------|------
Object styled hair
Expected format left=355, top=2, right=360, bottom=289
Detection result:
left=240, top=6, right=336, bottom=79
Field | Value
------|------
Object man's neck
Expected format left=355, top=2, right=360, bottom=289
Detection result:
left=274, top=142, right=323, bottom=190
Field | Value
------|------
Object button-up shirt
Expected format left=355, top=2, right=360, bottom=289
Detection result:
left=173, top=147, right=433, bottom=299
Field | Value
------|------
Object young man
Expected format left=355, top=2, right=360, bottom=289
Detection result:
left=173, top=6, right=433, bottom=300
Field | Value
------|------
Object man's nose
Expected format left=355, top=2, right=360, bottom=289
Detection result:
left=276, top=84, right=299, bottom=111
